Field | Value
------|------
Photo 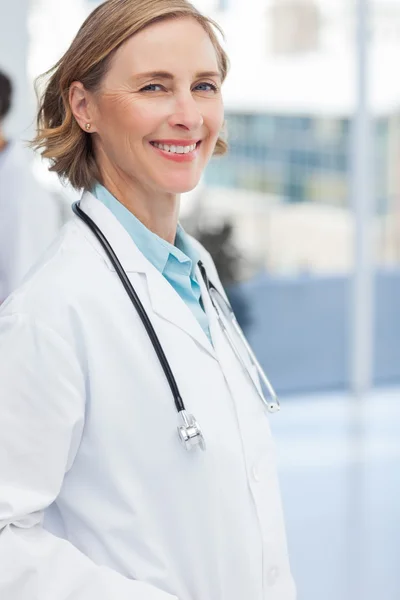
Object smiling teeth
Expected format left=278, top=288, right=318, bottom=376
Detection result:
left=152, top=142, right=197, bottom=154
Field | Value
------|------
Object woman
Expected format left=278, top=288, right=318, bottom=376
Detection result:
left=0, top=1, right=296, bottom=599
left=0, top=70, right=62, bottom=303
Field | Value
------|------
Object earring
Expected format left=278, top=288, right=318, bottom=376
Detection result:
left=85, top=123, right=91, bottom=131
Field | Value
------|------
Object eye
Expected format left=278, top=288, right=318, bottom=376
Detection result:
left=140, top=84, right=164, bottom=92
left=194, top=82, right=219, bottom=93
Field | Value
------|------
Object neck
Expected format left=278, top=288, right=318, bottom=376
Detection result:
left=97, top=163, right=180, bottom=245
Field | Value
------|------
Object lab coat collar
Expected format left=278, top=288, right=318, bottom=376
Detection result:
left=195, top=261, right=223, bottom=347
left=76, top=191, right=216, bottom=359
left=78, top=191, right=150, bottom=273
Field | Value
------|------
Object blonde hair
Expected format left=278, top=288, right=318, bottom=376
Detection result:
left=32, top=0, right=229, bottom=191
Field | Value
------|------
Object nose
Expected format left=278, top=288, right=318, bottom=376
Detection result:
left=167, top=91, right=204, bottom=132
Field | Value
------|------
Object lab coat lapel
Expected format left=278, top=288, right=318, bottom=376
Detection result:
left=144, top=269, right=216, bottom=359
left=77, top=192, right=216, bottom=359
left=196, top=263, right=223, bottom=348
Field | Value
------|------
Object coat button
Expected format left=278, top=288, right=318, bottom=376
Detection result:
left=267, top=566, right=279, bottom=586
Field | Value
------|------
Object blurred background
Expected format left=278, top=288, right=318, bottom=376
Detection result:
left=1, top=0, right=399, bottom=598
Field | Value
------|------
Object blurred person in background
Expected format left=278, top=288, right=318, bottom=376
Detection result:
left=0, top=69, right=61, bottom=303
left=0, top=1, right=295, bottom=599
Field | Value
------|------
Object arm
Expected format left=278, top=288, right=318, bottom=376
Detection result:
left=0, top=313, right=177, bottom=600
left=0, top=181, right=21, bottom=301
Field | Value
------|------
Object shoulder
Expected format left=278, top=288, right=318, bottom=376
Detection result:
left=0, top=216, right=114, bottom=362
left=0, top=218, right=105, bottom=327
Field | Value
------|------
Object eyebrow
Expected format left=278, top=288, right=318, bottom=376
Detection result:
left=132, top=70, right=221, bottom=81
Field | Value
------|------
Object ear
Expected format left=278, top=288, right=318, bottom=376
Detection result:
left=69, top=81, right=98, bottom=133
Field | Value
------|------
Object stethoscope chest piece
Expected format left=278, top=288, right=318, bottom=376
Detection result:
left=177, top=410, right=206, bottom=451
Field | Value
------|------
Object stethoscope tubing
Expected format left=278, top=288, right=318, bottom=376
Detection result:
left=72, top=201, right=186, bottom=414
left=198, top=262, right=280, bottom=413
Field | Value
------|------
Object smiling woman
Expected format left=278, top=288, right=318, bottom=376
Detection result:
left=33, top=0, right=228, bottom=241
left=33, top=0, right=228, bottom=193
left=0, top=1, right=296, bottom=600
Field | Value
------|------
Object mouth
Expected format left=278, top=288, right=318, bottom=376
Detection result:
left=149, top=140, right=202, bottom=162
left=150, top=140, right=201, bottom=154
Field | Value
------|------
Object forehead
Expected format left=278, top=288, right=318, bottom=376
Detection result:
left=106, top=17, right=219, bottom=81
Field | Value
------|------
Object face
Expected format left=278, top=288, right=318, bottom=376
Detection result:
left=78, top=17, right=224, bottom=195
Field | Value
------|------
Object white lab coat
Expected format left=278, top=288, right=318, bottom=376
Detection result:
left=0, top=141, right=62, bottom=302
left=0, top=191, right=296, bottom=600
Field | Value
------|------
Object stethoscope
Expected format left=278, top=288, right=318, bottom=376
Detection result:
left=72, top=201, right=280, bottom=452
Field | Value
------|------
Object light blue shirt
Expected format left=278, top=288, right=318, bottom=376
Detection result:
left=92, top=183, right=211, bottom=342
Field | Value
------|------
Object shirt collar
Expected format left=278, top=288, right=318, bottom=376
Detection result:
left=92, top=183, right=200, bottom=278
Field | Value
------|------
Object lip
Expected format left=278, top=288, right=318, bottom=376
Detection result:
left=149, top=140, right=201, bottom=163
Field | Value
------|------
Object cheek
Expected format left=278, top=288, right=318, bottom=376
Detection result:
left=129, top=104, right=166, bottom=137
left=99, top=96, right=160, bottom=137
left=205, top=101, right=224, bottom=139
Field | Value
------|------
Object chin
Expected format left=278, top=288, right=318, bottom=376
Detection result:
left=161, top=175, right=202, bottom=195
